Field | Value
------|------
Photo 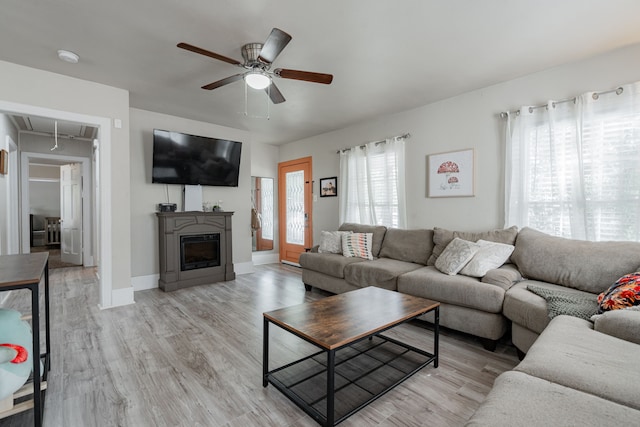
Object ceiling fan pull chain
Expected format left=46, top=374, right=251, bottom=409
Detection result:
left=244, top=81, right=248, bottom=117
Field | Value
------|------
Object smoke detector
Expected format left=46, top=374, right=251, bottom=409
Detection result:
left=57, top=50, right=79, bottom=64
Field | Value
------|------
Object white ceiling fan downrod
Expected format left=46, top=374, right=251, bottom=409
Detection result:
left=51, top=120, right=59, bottom=151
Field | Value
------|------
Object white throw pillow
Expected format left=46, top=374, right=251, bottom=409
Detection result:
left=342, top=232, right=374, bottom=260
left=459, top=239, right=515, bottom=277
left=318, top=230, right=351, bottom=254
left=435, top=238, right=480, bottom=275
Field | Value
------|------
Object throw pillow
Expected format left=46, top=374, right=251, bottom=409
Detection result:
left=597, top=272, right=640, bottom=313
left=318, top=230, right=351, bottom=254
left=342, top=232, right=374, bottom=260
left=435, top=238, right=480, bottom=275
left=527, top=284, right=598, bottom=320
left=459, top=240, right=515, bottom=278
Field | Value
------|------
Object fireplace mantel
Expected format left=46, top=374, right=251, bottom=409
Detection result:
left=156, top=211, right=235, bottom=291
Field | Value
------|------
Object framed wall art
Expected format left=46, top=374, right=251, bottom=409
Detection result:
left=319, top=177, right=337, bottom=197
left=427, top=148, right=475, bottom=197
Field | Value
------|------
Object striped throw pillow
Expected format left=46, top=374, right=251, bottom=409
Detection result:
left=342, top=232, right=373, bottom=260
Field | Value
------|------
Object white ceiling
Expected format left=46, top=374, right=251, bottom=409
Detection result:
left=2, top=0, right=640, bottom=145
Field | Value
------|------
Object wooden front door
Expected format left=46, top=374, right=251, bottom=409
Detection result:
left=278, top=157, right=312, bottom=265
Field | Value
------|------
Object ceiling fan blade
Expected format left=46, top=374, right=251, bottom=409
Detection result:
left=266, top=83, right=286, bottom=104
left=201, top=74, right=244, bottom=90
left=258, top=28, right=292, bottom=64
left=178, top=42, right=242, bottom=66
left=275, top=68, right=333, bottom=84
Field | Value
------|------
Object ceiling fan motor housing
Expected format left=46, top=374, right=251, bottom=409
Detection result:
left=242, top=43, right=264, bottom=66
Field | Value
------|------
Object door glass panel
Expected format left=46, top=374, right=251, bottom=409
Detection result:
left=286, top=170, right=305, bottom=245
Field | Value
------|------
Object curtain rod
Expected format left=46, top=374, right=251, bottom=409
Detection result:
left=336, top=133, right=411, bottom=154
left=499, top=86, right=624, bottom=119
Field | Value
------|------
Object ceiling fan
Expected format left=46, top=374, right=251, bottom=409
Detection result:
left=178, top=28, right=333, bottom=104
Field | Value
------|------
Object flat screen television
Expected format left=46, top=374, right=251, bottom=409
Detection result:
left=152, top=129, right=242, bottom=187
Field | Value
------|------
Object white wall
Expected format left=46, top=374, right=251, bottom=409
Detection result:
left=279, top=43, right=640, bottom=244
left=29, top=181, right=60, bottom=217
left=129, top=108, right=253, bottom=281
left=0, top=60, right=131, bottom=298
left=21, top=133, right=93, bottom=158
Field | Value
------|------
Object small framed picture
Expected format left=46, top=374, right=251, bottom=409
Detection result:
left=319, top=177, right=337, bottom=197
left=427, top=148, right=475, bottom=197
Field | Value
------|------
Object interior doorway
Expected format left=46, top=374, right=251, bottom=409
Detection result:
left=0, top=99, right=114, bottom=309
left=278, top=156, right=313, bottom=265
left=21, top=153, right=93, bottom=267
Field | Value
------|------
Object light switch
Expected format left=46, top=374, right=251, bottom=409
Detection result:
left=114, top=119, right=122, bottom=129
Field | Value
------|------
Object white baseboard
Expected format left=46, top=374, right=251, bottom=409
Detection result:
left=131, top=274, right=159, bottom=291
left=234, top=261, right=254, bottom=275
left=252, top=253, right=279, bottom=266
left=101, top=286, right=135, bottom=309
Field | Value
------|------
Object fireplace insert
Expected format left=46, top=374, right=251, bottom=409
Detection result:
left=180, top=234, right=221, bottom=271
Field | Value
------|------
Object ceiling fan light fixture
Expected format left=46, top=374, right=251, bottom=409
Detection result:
left=244, top=71, right=271, bottom=90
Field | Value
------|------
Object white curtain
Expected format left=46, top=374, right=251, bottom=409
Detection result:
left=339, top=137, right=407, bottom=228
left=505, top=82, right=640, bottom=241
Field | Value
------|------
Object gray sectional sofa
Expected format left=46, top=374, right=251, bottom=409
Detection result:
left=300, top=222, right=640, bottom=424
left=466, top=313, right=640, bottom=425
left=300, top=223, right=640, bottom=352
left=505, top=227, right=640, bottom=354
left=300, top=223, right=521, bottom=350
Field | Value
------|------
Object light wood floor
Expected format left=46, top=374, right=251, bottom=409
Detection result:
left=0, top=264, right=519, bottom=427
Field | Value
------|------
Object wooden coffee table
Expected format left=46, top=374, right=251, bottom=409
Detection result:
left=263, top=286, right=439, bottom=426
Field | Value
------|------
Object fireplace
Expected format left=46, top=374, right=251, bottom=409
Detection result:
left=180, top=234, right=220, bottom=271
left=156, top=211, right=235, bottom=291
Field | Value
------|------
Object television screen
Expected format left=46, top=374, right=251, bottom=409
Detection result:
left=152, top=129, right=242, bottom=186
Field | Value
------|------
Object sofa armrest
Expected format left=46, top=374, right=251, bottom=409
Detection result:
left=308, top=245, right=319, bottom=253
left=592, top=310, right=640, bottom=345
left=481, top=264, right=522, bottom=291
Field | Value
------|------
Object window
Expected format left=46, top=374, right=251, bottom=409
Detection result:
left=339, top=137, right=406, bottom=228
left=505, top=82, right=640, bottom=241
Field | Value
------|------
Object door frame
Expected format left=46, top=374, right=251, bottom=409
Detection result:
left=6, top=135, right=19, bottom=254
left=21, top=152, right=93, bottom=266
left=0, top=100, right=113, bottom=309
left=278, top=156, right=313, bottom=264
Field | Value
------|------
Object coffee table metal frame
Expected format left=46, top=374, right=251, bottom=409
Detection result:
left=263, top=293, right=439, bottom=427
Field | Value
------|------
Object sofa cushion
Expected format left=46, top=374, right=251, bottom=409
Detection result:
left=427, top=226, right=518, bottom=266
left=343, top=258, right=422, bottom=291
left=514, top=315, right=640, bottom=411
left=459, top=240, right=515, bottom=277
left=465, top=371, right=640, bottom=427
left=341, top=232, right=373, bottom=260
left=526, top=284, right=598, bottom=321
left=318, top=230, right=351, bottom=254
left=378, top=228, right=434, bottom=265
left=397, top=266, right=505, bottom=313
left=511, top=227, right=640, bottom=294
left=298, top=252, right=365, bottom=279
left=480, top=264, right=521, bottom=291
left=503, top=281, right=593, bottom=334
left=597, top=272, right=640, bottom=312
left=339, top=223, right=387, bottom=257
left=435, top=238, right=480, bottom=275
left=592, top=308, right=640, bottom=345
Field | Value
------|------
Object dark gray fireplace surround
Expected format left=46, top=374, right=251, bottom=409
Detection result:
left=156, top=211, right=235, bottom=292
